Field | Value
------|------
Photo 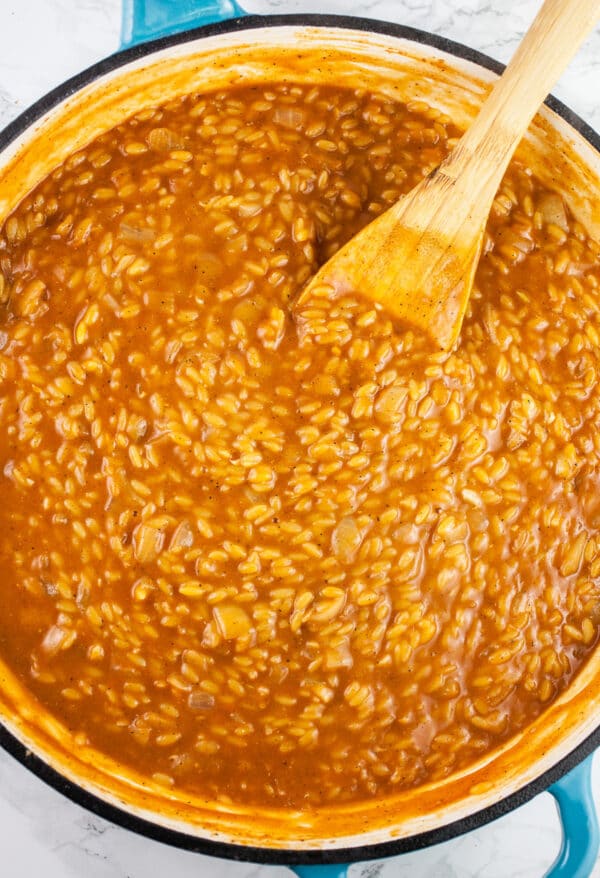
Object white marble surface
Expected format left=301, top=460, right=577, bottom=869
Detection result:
left=0, top=1, right=599, bottom=876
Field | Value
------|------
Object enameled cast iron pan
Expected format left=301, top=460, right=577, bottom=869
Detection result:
left=1, top=2, right=600, bottom=876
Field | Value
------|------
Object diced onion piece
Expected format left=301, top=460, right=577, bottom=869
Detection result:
left=272, top=106, right=306, bottom=130
left=538, top=192, right=569, bottom=232
left=133, top=523, right=164, bottom=563
left=213, top=604, right=252, bottom=640
left=147, top=127, right=183, bottom=151
left=331, top=516, right=363, bottom=564
left=118, top=222, right=155, bottom=242
left=170, top=520, right=195, bottom=550
left=41, top=625, right=70, bottom=656
left=375, top=385, right=407, bottom=423
left=188, top=691, right=215, bottom=710
left=323, top=636, right=353, bottom=670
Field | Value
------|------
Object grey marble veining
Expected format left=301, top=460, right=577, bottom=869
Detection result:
left=1, top=1, right=600, bottom=876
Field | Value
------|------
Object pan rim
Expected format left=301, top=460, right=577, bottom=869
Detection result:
left=0, top=12, right=599, bottom=866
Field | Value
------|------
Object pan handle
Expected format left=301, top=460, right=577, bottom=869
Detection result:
left=290, top=867, right=349, bottom=877
left=546, top=753, right=599, bottom=878
left=120, top=0, right=248, bottom=49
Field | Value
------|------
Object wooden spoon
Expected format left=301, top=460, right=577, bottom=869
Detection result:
left=295, top=0, right=600, bottom=350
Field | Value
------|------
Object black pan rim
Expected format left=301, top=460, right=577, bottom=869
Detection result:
left=0, top=11, right=599, bottom=868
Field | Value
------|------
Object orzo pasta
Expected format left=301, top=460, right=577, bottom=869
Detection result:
left=0, top=83, right=599, bottom=808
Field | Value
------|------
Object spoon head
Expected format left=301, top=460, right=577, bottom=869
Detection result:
left=295, top=198, right=484, bottom=351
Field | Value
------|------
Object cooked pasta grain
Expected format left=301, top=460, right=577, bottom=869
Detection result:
left=0, top=83, right=599, bottom=808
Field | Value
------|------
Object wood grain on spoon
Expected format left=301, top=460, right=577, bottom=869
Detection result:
left=295, top=0, right=600, bottom=350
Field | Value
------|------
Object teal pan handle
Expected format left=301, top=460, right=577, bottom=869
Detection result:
left=547, top=754, right=599, bottom=878
left=291, top=868, right=348, bottom=878
left=121, top=0, right=247, bottom=48
left=288, top=756, right=598, bottom=878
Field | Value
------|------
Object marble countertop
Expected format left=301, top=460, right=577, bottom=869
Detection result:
left=1, top=1, right=599, bottom=876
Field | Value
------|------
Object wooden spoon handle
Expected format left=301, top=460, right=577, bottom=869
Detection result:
left=439, top=0, right=600, bottom=222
